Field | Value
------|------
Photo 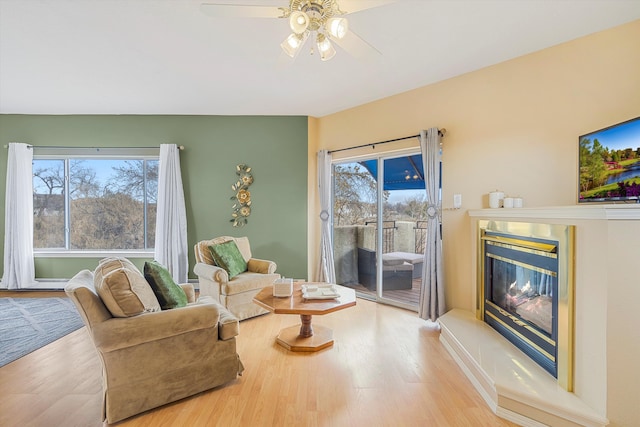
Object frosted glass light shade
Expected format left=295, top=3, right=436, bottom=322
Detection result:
left=289, top=11, right=309, bottom=34
left=327, top=17, right=348, bottom=39
left=281, top=32, right=308, bottom=58
left=316, top=35, right=336, bottom=61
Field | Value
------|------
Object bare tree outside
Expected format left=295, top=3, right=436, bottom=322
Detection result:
left=33, top=158, right=158, bottom=250
left=386, top=193, right=427, bottom=221
left=333, top=162, right=427, bottom=226
left=69, top=160, right=101, bottom=199
left=33, top=160, right=65, bottom=247
left=108, top=160, right=158, bottom=203
left=333, top=163, right=388, bottom=226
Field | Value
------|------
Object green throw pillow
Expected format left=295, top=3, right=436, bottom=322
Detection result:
left=143, top=261, right=188, bottom=310
left=209, top=240, right=247, bottom=279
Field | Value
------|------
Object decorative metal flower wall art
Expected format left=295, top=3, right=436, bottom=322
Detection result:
left=230, top=164, right=253, bottom=227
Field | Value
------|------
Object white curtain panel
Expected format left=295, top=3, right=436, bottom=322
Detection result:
left=154, top=144, right=188, bottom=283
left=2, top=143, right=36, bottom=289
left=419, top=129, right=445, bottom=321
left=317, top=149, right=336, bottom=283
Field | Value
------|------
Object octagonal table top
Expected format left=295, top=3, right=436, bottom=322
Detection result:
left=253, top=282, right=356, bottom=316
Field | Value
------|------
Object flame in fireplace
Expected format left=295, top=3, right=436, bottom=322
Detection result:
left=510, top=280, right=532, bottom=295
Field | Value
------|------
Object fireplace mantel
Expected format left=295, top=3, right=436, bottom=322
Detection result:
left=439, top=205, right=640, bottom=426
left=468, top=204, right=640, bottom=220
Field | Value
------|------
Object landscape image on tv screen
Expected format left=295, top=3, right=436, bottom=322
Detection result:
left=579, top=116, right=640, bottom=203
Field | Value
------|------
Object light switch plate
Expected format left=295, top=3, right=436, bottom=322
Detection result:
left=453, top=194, right=462, bottom=208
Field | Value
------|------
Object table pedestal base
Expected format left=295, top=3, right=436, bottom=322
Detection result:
left=276, top=324, right=334, bottom=352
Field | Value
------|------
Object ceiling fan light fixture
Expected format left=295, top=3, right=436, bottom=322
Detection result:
left=316, top=34, right=336, bottom=61
left=203, top=0, right=382, bottom=62
left=281, top=32, right=308, bottom=58
left=289, top=10, right=309, bottom=34
left=327, top=17, right=348, bottom=39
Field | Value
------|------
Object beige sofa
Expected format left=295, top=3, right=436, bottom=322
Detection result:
left=194, top=236, right=280, bottom=321
left=65, top=267, right=244, bottom=424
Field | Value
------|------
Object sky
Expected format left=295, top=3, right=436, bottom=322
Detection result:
left=387, top=189, right=426, bottom=204
left=32, top=158, right=156, bottom=194
left=582, top=117, right=640, bottom=151
left=33, top=159, right=124, bottom=193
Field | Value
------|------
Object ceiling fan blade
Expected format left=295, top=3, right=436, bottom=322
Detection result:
left=339, top=0, right=398, bottom=15
left=200, top=3, right=284, bottom=19
left=333, top=29, right=382, bottom=61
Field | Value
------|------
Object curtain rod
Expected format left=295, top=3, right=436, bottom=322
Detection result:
left=3, top=144, right=185, bottom=150
left=328, top=128, right=446, bottom=154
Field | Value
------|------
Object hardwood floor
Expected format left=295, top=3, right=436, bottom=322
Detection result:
left=0, top=290, right=67, bottom=298
left=0, top=293, right=517, bottom=427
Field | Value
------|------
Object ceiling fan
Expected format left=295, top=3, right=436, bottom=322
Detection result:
left=200, top=0, right=397, bottom=61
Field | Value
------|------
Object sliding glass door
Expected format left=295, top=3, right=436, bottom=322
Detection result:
left=332, top=150, right=428, bottom=310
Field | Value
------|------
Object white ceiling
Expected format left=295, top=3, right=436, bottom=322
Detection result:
left=1, top=0, right=639, bottom=117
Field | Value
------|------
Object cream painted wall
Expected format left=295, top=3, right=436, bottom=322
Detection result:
left=606, top=220, right=640, bottom=426
left=311, top=19, right=640, bottom=308
left=309, top=20, right=640, bottom=426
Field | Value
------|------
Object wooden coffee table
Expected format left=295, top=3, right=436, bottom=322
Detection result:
left=253, top=282, right=356, bottom=352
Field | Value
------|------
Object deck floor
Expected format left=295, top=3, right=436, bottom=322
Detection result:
left=346, top=278, right=421, bottom=307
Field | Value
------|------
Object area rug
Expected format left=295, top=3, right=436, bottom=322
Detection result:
left=0, top=297, right=84, bottom=367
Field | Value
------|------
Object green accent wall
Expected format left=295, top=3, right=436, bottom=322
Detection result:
left=0, top=115, right=308, bottom=280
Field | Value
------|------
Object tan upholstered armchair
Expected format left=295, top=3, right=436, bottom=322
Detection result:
left=194, top=236, right=280, bottom=321
left=65, top=268, right=244, bottom=424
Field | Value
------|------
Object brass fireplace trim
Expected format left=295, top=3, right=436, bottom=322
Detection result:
left=486, top=300, right=556, bottom=347
left=477, top=220, right=575, bottom=392
left=485, top=309, right=555, bottom=361
left=482, top=235, right=557, bottom=253
left=486, top=252, right=558, bottom=277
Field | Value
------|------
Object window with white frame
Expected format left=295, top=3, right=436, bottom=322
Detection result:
left=32, top=149, right=158, bottom=252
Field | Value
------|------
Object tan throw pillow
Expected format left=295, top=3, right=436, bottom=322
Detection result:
left=94, top=258, right=161, bottom=317
left=195, top=236, right=233, bottom=265
left=195, top=236, right=253, bottom=264
left=97, top=256, right=138, bottom=270
left=233, top=236, right=252, bottom=262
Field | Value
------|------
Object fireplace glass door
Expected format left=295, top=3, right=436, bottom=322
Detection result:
left=483, top=233, right=559, bottom=377
left=488, top=257, right=555, bottom=335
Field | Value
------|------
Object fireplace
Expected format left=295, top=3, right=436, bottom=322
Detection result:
left=478, top=221, right=575, bottom=390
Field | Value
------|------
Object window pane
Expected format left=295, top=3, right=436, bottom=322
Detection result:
left=146, top=160, right=158, bottom=249
left=71, top=159, right=147, bottom=250
left=34, top=156, right=158, bottom=251
left=333, top=162, right=378, bottom=226
left=33, top=159, right=65, bottom=248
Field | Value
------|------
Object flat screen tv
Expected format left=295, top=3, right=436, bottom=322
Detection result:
left=579, top=116, right=640, bottom=203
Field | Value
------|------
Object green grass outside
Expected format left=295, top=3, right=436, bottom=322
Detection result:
left=618, top=158, right=639, bottom=167
left=604, top=158, right=639, bottom=177
left=581, top=176, right=640, bottom=198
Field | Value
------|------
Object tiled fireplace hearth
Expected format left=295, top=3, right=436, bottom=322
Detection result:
left=440, top=205, right=640, bottom=427
left=439, top=310, right=601, bottom=426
